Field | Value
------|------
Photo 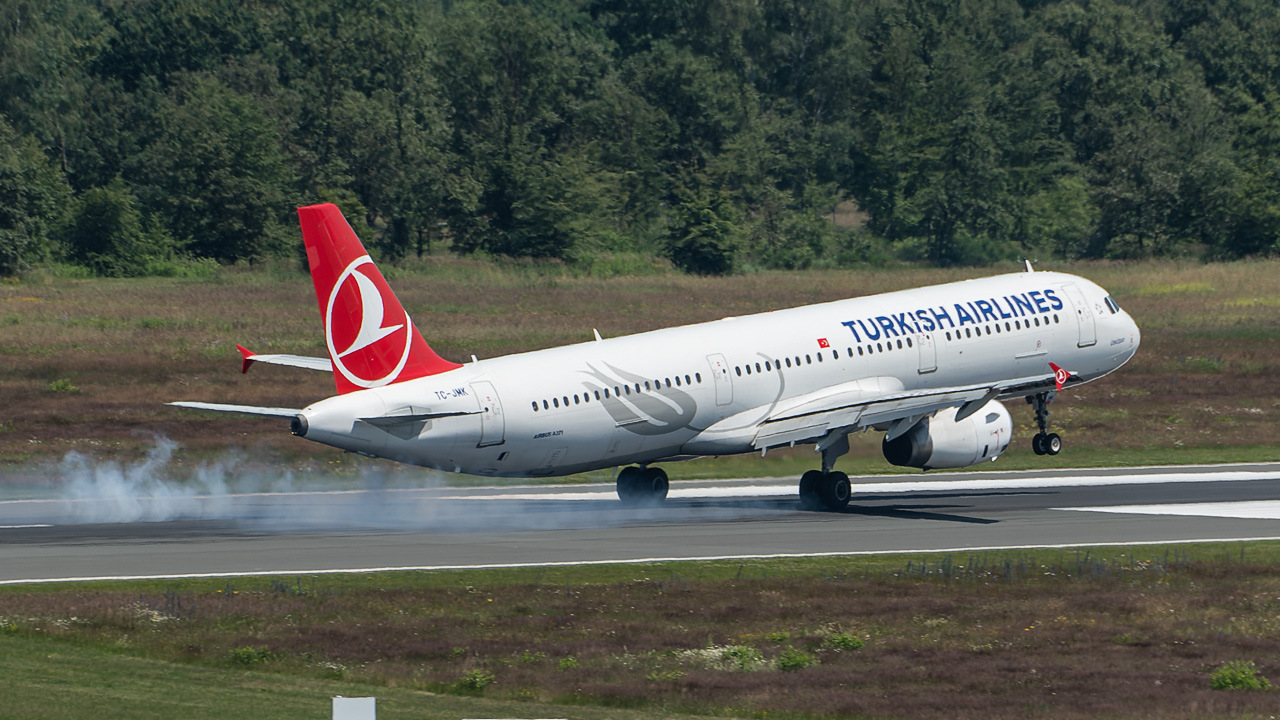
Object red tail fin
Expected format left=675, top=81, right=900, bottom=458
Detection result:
left=297, top=204, right=461, bottom=395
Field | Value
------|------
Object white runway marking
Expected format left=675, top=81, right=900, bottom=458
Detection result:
left=441, top=470, right=1280, bottom=502
left=1058, top=500, right=1280, bottom=520
left=7, top=536, right=1280, bottom=586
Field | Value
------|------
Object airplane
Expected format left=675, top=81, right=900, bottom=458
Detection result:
left=172, top=203, right=1141, bottom=511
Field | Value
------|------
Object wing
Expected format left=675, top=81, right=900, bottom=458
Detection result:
left=753, top=370, right=1070, bottom=450
left=167, top=401, right=302, bottom=417
left=236, top=344, right=332, bottom=373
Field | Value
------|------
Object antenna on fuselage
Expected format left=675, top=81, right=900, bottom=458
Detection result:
left=1023, top=258, right=1035, bottom=273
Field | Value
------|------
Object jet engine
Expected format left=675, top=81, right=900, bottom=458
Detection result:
left=882, top=400, right=1012, bottom=470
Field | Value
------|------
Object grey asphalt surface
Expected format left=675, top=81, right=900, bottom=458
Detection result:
left=2, top=463, right=1279, bottom=584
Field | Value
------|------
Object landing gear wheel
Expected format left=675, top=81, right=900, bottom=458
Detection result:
left=643, top=467, right=670, bottom=501
left=819, top=471, right=851, bottom=511
left=798, top=470, right=850, bottom=511
left=1032, top=433, right=1047, bottom=455
left=798, top=470, right=824, bottom=511
left=616, top=466, right=668, bottom=505
left=1043, top=433, right=1062, bottom=456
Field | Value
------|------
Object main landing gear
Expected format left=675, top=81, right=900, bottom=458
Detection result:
left=798, top=430, right=852, bottom=511
left=1028, top=392, right=1062, bottom=456
left=616, top=466, right=669, bottom=505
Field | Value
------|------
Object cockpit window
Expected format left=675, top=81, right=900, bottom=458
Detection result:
left=1104, top=296, right=1121, bottom=314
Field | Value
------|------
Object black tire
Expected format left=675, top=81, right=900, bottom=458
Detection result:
left=819, top=471, right=851, bottom=511
left=643, top=467, right=669, bottom=502
left=798, top=470, right=824, bottom=511
left=1044, top=433, right=1062, bottom=456
left=616, top=466, right=645, bottom=504
left=1032, top=433, right=1047, bottom=455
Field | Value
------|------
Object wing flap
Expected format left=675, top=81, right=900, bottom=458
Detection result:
left=751, top=370, right=1061, bottom=450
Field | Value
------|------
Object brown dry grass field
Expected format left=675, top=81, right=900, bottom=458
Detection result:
left=3, top=257, right=1279, bottom=479
left=2, top=548, right=1279, bottom=719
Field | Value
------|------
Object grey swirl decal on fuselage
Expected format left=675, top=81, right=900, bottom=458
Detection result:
left=582, top=362, right=698, bottom=436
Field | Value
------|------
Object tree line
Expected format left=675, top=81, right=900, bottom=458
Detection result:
left=2, top=0, right=1278, bottom=276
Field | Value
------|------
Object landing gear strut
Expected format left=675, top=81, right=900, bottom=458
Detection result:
left=616, top=466, right=668, bottom=505
left=1028, top=392, right=1062, bottom=456
left=797, top=430, right=852, bottom=511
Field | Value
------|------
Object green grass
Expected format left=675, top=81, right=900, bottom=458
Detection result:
left=5, top=543, right=1280, bottom=719
left=0, top=634, right=725, bottom=720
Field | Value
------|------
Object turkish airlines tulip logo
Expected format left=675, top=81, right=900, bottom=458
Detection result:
left=326, top=255, right=413, bottom=389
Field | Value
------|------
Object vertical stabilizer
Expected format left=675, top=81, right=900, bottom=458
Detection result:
left=297, top=203, right=461, bottom=395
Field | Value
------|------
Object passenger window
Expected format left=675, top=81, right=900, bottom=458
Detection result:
left=563, top=396, right=569, bottom=407
left=755, top=362, right=762, bottom=373
left=553, top=398, right=559, bottom=408
left=785, top=358, right=792, bottom=368
left=532, top=402, right=539, bottom=411
left=542, top=399, right=549, bottom=410
left=594, top=390, right=601, bottom=400
left=946, top=331, right=952, bottom=341
left=858, top=346, right=864, bottom=356
left=574, top=395, right=580, bottom=405
left=735, top=366, right=742, bottom=377
left=695, top=372, right=702, bottom=383
left=805, top=355, right=812, bottom=364
left=685, top=374, right=692, bottom=384
left=644, top=381, right=651, bottom=391
left=876, top=342, right=883, bottom=352
left=906, top=338, right=913, bottom=347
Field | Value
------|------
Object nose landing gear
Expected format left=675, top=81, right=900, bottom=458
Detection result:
left=1028, top=392, right=1062, bottom=456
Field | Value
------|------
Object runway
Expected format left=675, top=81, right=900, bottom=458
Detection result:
left=2, top=463, right=1280, bottom=584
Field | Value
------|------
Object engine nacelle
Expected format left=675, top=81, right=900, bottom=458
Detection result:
left=882, top=400, right=1012, bottom=470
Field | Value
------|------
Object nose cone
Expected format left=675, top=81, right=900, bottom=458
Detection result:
left=1118, top=310, right=1141, bottom=365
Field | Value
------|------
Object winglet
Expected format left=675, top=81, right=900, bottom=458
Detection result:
left=236, top=344, right=256, bottom=374
left=1049, top=362, right=1072, bottom=392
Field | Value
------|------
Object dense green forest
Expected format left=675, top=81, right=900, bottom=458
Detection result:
left=1, top=0, right=1278, bottom=276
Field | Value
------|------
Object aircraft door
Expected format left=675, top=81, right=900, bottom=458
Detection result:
left=706, top=353, right=733, bottom=406
left=916, top=332, right=937, bottom=374
left=1062, top=284, right=1097, bottom=348
left=471, top=381, right=506, bottom=447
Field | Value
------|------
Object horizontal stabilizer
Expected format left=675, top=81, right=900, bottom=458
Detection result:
left=167, top=401, right=302, bottom=418
left=237, top=345, right=332, bottom=373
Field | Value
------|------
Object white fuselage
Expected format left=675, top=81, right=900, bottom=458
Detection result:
left=298, top=271, right=1139, bottom=477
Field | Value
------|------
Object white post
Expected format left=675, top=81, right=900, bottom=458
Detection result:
left=332, top=696, right=376, bottom=720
